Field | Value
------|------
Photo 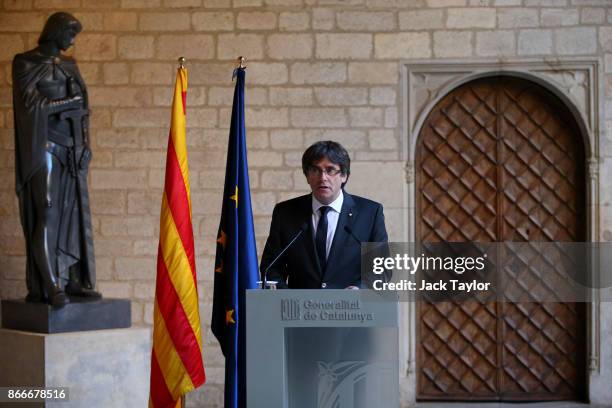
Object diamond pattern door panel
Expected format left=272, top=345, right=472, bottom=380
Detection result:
left=416, top=76, right=586, bottom=401
left=497, top=78, right=586, bottom=400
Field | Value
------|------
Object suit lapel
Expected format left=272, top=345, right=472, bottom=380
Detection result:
left=323, top=191, right=357, bottom=281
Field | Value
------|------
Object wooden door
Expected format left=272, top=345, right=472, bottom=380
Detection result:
left=416, top=76, right=586, bottom=401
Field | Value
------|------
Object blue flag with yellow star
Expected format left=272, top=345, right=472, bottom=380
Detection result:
left=211, top=67, right=259, bottom=408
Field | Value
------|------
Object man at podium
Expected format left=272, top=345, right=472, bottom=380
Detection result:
left=260, top=141, right=388, bottom=289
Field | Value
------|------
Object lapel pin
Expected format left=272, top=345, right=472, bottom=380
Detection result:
left=349, top=212, right=353, bottom=217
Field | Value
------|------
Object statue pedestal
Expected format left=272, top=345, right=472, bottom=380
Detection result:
left=0, top=327, right=151, bottom=407
left=1, top=298, right=130, bottom=333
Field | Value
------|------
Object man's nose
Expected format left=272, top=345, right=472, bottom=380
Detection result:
left=318, top=171, right=330, bottom=180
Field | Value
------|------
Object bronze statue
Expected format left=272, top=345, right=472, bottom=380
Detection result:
left=12, top=12, right=100, bottom=307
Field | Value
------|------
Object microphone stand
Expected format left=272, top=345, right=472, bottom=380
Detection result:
left=261, top=225, right=307, bottom=289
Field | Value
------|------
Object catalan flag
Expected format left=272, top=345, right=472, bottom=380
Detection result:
left=212, top=67, right=259, bottom=408
left=149, top=66, right=205, bottom=408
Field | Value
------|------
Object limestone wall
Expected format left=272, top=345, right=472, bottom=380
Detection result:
left=0, top=0, right=610, bottom=406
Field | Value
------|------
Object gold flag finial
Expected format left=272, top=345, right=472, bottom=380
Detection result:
left=178, top=56, right=186, bottom=69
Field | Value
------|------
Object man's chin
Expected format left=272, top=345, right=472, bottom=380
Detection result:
left=314, top=192, right=333, bottom=204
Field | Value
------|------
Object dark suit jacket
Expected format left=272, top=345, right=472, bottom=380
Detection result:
left=260, top=191, right=388, bottom=289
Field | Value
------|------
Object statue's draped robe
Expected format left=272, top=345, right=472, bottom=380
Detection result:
left=12, top=50, right=95, bottom=299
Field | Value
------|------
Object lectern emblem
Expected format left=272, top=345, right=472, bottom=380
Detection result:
left=317, top=361, right=392, bottom=408
left=281, top=299, right=300, bottom=320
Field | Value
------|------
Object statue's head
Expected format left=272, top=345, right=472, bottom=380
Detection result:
left=38, top=12, right=82, bottom=51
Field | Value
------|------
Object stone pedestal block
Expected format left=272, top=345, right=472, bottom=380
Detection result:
left=1, top=298, right=131, bottom=333
left=0, top=327, right=151, bottom=408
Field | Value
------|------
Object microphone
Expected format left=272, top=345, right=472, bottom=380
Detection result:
left=262, top=223, right=308, bottom=289
left=345, top=225, right=391, bottom=285
left=344, top=225, right=364, bottom=289
left=344, top=225, right=361, bottom=245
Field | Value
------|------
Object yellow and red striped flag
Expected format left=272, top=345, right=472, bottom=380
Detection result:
left=149, top=66, right=205, bottom=408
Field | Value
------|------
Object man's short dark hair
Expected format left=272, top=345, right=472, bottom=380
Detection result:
left=302, top=141, right=351, bottom=186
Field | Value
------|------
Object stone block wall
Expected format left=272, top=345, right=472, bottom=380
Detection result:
left=0, top=0, right=611, bottom=406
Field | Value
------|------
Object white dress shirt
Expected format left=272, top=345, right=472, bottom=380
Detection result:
left=311, top=191, right=344, bottom=259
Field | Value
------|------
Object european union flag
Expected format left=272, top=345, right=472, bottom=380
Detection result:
left=212, top=67, right=259, bottom=408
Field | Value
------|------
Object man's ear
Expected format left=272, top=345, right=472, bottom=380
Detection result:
left=341, top=174, right=349, bottom=188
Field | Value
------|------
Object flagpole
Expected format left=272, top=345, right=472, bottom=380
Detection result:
left=179, top=55, right=188, bottom=408
left=212, top=54, right=259, bottom=408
